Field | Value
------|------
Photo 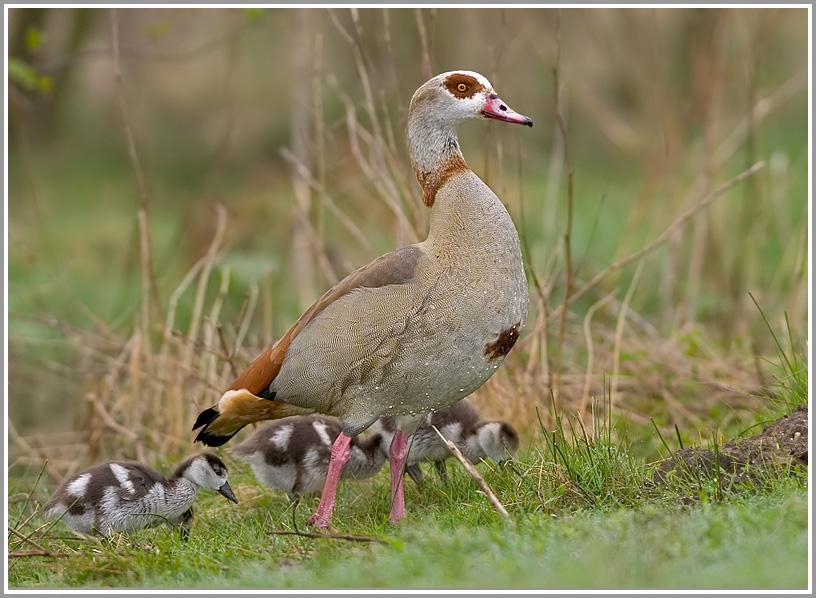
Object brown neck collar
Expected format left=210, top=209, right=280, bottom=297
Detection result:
left=415, top=154, right=470, bottom=208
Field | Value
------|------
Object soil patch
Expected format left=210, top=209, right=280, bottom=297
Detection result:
left=653, top=405, right=808, bottom=487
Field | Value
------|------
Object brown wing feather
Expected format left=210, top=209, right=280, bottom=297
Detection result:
left=228, top=245, right=424, bottom=396
left=194, top=245, right=425, bottom=446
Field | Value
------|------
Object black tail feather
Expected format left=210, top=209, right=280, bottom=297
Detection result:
left=194, top=426, right=240, bottom=447
left=193, top=407, right=220, bottom=431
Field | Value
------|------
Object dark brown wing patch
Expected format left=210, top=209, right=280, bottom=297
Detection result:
left=484, top=322, right=521, bottom=360
left=444, top=73, right=486, bottom=99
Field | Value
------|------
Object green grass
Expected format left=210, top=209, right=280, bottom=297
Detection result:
left=8, top=453, right=808, bottom=589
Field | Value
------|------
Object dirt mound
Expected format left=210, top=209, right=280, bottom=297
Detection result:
left=654, top=405, right=808, bottom=487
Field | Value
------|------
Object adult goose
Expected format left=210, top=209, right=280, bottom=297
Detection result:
left=42, top=453, right=238, bottom=537
left=194, top=70, right=531, bottom=528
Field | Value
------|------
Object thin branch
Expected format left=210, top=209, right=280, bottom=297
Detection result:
left=431, top=426, right=509, bottom=518
left=7, top=526, right=54, bottom=556
left=88, top=393, right=147, bottom=464
left=7, top=419, right=65, bottom=484
left=267, top=530, right=388, bottom=545
left=216, top=324, right=239, bottom=380
left=546, top=161, right=765, bottom=326
left=8, top=549, right=70, bottom=559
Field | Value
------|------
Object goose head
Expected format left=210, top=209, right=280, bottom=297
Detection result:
left=407, top=71, right=532, bottom=205
left=409, top=71, right=532, bottom=129
left=178, top=453, right=239, bottom=503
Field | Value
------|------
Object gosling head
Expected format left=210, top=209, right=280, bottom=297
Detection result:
left=474, top=421, right=520, bottom=463
left=175, top=453, right=238, bottom=503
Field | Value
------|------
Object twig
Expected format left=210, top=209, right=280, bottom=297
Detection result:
left=88, top=393, right=147, bottom=464
left=431, top=426, right=509, bottom=518
left=267, top=530, right=388, bottom=545
left=8, top=419, right=64, bottom=484
left=546, top=161, right=765, bottom=326
left=216, top=324, right=239, bottom=380
left=8, top=526, right=53, bottom=556
left=280, top=148, right=376, bottom=256
left=8, top=549, right=70, bottom=559
left=232, top=283, right=259, bottom=363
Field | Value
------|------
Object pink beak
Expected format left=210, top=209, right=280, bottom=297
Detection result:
left=483, top=93, right=533, bottom=127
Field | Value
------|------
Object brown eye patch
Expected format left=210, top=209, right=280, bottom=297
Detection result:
left=444, top=73, right=486, bottom=99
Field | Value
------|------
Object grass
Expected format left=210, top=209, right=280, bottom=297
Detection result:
left=7, top=440, right=808, bottom=589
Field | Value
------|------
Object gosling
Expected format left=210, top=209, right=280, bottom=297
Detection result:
left=372, top=398, right=520, bottom=484
left=42, top=453, right=237, bottom=537
left=231, top=415, right=386, bottom=497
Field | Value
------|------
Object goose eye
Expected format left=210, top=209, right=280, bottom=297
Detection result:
left=457, top=83, right=468, bottom=92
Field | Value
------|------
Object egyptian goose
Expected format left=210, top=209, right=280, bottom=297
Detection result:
left=42, top=453, right=238, bottom=537
left=194, top=70, right=531, bottom=528
left=372, top=398, right=519, bottom=485
left=231, top=415, right=386, bottom=497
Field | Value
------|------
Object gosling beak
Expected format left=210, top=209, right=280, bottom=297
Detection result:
left=483, top=93, right=533, bottom=127
left=218, top=481, right=239, bottom=503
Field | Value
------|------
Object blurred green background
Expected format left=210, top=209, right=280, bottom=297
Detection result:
left=7, top=7, right=809, bottom=458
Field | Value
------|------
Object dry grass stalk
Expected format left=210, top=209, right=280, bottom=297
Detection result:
left=88, top=393, right=146, bottom=465
left=552, top=12, right=575, bottom=408
left=7, top=420, right=66, bottom=484
left=281, top=148, right=376, bottom=256
left=610, top=261, right=644, bottom=413
left=431, top=425, right=509, bottom=518
left=546, top=160, right=766, bottom=327
left=109, top=9, right=163, bottom=337
left=413, top=8, right=434, bottom=81
left=580, top=291, right=617, bottom=413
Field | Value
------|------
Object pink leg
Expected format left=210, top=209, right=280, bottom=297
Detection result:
left=308, top=432, right=352, bottom=530
left=388, top=429, right=409, bottom=523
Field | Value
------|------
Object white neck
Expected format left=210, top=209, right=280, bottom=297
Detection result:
left=407, top=112, right=466, bottom=180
